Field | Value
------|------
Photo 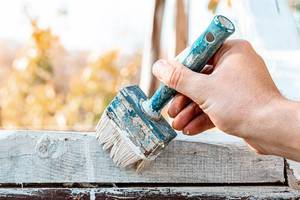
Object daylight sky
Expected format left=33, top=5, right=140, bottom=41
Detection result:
left=0, top=0, right=150, bottom=52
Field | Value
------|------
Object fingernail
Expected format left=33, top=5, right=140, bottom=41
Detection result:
left=201, top=65, right=213, bottom=73
left=153, top=59, right=168, bottom=77
left=183, top=129, right=190, bottom=135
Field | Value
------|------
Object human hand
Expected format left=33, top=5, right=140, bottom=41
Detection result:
left=153, top=40, right=289, bottom=156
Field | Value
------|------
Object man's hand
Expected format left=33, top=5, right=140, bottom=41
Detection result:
left=152, top=39, right=300, bottom=161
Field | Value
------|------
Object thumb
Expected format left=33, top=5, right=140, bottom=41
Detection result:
left=152, top=59, right=209, bottom=104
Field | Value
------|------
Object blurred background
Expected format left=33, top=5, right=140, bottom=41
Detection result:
left=0, top=0, right=299, bottom=132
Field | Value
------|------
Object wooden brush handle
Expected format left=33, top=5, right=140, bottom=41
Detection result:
left=142, top=15, right=235, bottom=119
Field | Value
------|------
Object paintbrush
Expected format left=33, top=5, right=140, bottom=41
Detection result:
left=96, top=15, right=235, bottom=170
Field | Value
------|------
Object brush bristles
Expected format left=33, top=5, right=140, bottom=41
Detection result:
left=96, top=113, right=143, bottom=168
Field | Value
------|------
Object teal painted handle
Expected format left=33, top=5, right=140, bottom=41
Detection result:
left=142, top=15, right=235, bottom=119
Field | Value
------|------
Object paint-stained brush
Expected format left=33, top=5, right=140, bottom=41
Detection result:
left=96, top=15, right=235, bottom=169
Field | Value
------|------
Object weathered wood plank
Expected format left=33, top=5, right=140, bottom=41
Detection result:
left=0, top=130, right=284, bottom=183
left=0, top=187, right=299, bottom=200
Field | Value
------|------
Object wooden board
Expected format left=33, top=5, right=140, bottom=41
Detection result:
left=0, top=130, right=284, bottom=184
left=0, top=187, right=299, bottom=199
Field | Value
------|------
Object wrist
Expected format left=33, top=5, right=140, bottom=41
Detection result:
left=246, top=96, right=300, bottom=159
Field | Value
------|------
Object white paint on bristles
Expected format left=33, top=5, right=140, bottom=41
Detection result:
left=96, top=112, right=143, bottom=168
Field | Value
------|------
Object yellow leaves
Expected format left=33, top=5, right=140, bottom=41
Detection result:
left=208, top=0, right=232, bottom=13
left=13, top=22, right=55, bottom=85
left=0, top=21, right=63, bottom=129
left=66, top=50, right=140, bottom=129
left=208, top=0, right=220, bottom=13
left=1, top=82, right=64, bottom=130
left=31, top=19, right=60, bottom=54
left=0, top=21, right=141, bottom=131
left=228, top=0, right=232, bottom=7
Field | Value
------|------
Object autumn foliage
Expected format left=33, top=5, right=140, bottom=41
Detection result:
left=0, top=20, right=140, bottom=130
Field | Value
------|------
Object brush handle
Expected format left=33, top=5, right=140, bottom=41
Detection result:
left=142, top=15, right=235, bottom=119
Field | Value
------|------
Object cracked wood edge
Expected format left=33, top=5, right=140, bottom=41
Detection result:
left=287, top=159, right=300, bottom=189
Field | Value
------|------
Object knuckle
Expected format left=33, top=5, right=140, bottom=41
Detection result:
left=168, top=61, right=184, bottom=90
left=255, top=52, right=266, bottom=63
left=235, top=40, right=253, bottom=51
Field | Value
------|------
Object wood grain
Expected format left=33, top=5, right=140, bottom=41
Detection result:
left=0, top=130, right=284, bottom=184
left=0, top=187, right=299, bottom=200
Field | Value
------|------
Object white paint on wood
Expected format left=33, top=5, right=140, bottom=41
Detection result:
left=0, top=130, right=284, bottom=184
left=287, top=159, right=300, bottom=189
left=289, top=160, right=300, bottom=179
